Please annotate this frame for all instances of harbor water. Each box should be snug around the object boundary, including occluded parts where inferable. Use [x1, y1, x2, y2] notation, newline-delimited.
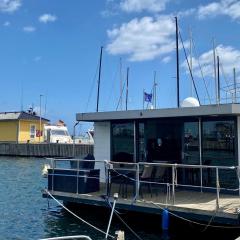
[0, 156, 239, 240]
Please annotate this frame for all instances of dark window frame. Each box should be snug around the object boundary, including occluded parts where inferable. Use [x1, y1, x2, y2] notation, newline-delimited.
[201, 116, 237, 166]
[111, 120, 135, 163]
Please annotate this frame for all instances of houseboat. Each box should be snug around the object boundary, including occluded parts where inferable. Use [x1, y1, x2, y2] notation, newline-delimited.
[43, 102, 240, 226]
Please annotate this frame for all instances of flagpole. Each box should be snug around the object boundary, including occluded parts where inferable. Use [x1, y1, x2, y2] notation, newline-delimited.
[143, 89, 145, 110]
[153, 71, 157, 109]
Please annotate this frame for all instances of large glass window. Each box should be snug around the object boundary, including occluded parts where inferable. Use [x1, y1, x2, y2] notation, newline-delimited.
[202, 119, 236, 166]
[143, 119, 182, 163]
[111, 122, 134, 162]
[183, 122, 199, 165]
[202, 118, 237, 189]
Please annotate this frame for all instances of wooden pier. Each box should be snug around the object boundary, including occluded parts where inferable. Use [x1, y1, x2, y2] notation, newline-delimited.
[43, 185, 240, 225]
[0, 142, 93, 158]
[43, 158, 240, 227]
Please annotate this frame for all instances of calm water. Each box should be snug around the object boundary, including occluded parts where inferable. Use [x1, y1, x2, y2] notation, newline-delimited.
[0, 156, 239, 240]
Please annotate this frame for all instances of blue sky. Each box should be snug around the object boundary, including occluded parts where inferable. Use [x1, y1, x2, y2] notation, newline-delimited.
[0, 0, 240, 133]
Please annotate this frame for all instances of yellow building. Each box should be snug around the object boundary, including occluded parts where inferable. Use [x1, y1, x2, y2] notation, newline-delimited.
[0, 111, 49, 143]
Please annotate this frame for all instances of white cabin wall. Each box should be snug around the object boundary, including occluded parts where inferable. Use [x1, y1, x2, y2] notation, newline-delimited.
[237, 117, 240, 166]
[94, 121, 111, 182]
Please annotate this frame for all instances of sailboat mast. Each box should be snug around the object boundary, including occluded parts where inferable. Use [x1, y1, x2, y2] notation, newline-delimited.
[96, 46, 103, 112]
[120, 58, 123, 110]
[126, 67, 129, 110]
[175, 17, 180, 108]
[213, 38, 217, 104]
[217, 56, 220, 104]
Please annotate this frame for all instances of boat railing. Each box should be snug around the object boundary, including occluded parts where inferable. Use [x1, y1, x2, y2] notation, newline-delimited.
[40, 235, 92, 240]
[47, 158, 109, 196]
[46, 158, 240, 210]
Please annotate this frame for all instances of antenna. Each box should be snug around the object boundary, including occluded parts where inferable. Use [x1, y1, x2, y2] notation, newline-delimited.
[233, 68, 237, 103]
[96, 46, 103, 112]
[44, 94, 47, 117]
[119, 58, 123, 110]
[126, 67, 129, 110]
[39, 94, 43, 142]
[20, 80, 23, 111]
[175, 17, 180, 108]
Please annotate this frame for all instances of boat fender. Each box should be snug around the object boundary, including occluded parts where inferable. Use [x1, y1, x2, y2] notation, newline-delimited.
[162, 208, 169, 231]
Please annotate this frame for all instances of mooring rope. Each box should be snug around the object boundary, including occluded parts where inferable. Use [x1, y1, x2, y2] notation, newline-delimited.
[148, 200, 240, 229]
[104, 197, 143, 240]
[44, 189, 115, 239]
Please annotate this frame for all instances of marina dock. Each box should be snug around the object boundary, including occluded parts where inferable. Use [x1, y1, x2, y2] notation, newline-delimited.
[44, 185, 240, 225]
[43, 158, 240, 226]
[0, 142, 93, 158]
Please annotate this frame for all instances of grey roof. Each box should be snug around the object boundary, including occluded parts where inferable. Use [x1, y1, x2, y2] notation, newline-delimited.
[0, 111, 49, 122]
[76, 104, 240, 122]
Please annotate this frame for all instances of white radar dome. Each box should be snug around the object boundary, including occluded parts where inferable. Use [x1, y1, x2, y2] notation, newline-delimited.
[181, 97, 200, 108]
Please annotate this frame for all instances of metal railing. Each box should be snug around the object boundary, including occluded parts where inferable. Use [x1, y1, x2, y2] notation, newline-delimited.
[40, 236, 92, 240]
[47, 158, 240, 210]
[47, 158, 109, 195]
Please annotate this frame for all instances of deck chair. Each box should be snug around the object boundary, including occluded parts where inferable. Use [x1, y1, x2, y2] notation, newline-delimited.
[140, 165, 154, 198]
[153, 165, 167, 195]
[109, 169, 135, 198]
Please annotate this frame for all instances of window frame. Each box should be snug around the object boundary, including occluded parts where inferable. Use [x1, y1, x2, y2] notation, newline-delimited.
[30, 124, 36, 139]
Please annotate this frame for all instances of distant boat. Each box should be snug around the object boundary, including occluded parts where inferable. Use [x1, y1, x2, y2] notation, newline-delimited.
[73, 129, 94, 145]
[44, 125, 73, 144]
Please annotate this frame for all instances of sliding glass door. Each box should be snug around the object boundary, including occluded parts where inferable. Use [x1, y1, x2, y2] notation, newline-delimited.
[182, 121, 200, 185]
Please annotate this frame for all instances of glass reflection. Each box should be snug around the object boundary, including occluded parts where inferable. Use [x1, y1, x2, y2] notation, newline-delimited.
[112, 122, 134, 162]
[202, 119, 237, 189]
[182, 122, 200, 185]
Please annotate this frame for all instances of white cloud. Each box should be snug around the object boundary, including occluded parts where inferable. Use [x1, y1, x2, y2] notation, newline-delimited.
[3, 21, 10, 26]
[182, 45, 240, 80]
[198, 0, 240, 20]
[39, 14, 57, 23]
[0, 0, 21, 13]
[23, 26, 36, 32]
[120, 0, 169, 13]
[106, 16, 176, 61]
[33, 56, 42, 62]
[162, 56, 172, 63]
[178, 8, 196, 18]
[101, 0, 119, 17]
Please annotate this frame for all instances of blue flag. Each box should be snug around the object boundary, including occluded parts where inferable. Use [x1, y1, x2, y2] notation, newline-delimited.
[144, 92, 152, 102]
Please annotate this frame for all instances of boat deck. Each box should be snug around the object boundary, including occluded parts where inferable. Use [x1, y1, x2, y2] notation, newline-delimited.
[43, 184, 240, 225]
